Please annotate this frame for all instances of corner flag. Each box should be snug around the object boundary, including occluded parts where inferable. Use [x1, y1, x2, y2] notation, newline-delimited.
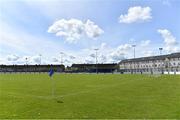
[49, 69, 54, 77]
[49, 69, 55, 98]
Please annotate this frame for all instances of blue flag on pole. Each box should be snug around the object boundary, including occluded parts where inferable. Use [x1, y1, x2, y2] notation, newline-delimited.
[49, 69, 54, 77]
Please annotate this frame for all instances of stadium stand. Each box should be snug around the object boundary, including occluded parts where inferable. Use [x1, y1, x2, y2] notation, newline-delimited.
[70, 63, 118, 73]
[0, 65, 65, 73]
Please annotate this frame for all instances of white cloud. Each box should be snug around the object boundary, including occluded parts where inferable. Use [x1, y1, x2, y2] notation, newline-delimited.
[157, 29, 179, 53]
[140, 40, 151, 47]
[7, 55, 19, 62]
[81, 43, 133, 63]
[110, 52, 125, 62]
[3, 54, 31, 65]
[157, 29, 177, 45]
[48, 19, 104, 43]
[89, 54, 96, 58]
[117, 44, 132, 51]
[52, 57, 59, 63]
[4, 55, 57, 65]
[0, 59, 4, 65]
[99, 54, 107, 63]
[119, 6, 152, 23]
[0, 18, 71, 65]
[4, 55, 28, 65]
[109, 44, 132, 62]
[30, 56, 41, 64]
[1, 43, 136, 65]
[85, 59, 94, 64]
[142, 51, 154, 57]
[69, 55, 76, 59]
[84, 20, 104, 38]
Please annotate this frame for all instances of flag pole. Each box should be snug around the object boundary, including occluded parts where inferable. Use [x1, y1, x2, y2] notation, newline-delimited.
[51, 76, 55, 98]
[49, 68, 55, 99]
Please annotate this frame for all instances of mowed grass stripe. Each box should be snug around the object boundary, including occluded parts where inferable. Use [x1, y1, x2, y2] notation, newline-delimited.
[3, 82, 120, 100]
[0, 74, 180, 119]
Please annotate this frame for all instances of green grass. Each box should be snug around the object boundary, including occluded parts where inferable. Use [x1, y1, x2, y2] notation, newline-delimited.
[0, 73, 180, 119]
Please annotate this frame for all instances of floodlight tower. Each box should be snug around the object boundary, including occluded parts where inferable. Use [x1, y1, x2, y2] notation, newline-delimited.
[94, 48, 99, 74]
[159, 48, 163, 74]
[132, 45, 136, 58]
[25, 57, 28, 65]
[132, 45, 136, 74]
[60, 52, 64, 65]
[25, 57, 28, 73]
[159, 48, 163, 55]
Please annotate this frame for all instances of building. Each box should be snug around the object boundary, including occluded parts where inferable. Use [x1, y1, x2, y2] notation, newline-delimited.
[118, 52, 180, 74]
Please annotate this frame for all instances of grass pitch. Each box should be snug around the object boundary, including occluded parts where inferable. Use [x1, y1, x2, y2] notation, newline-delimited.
[0, 73, 180, 119]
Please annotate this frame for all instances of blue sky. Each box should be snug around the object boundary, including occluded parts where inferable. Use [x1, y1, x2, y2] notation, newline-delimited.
[0, 0, 180, 65]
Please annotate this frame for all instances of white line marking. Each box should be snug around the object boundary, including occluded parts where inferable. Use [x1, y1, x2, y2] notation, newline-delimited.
[3, 84, 120, 100]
